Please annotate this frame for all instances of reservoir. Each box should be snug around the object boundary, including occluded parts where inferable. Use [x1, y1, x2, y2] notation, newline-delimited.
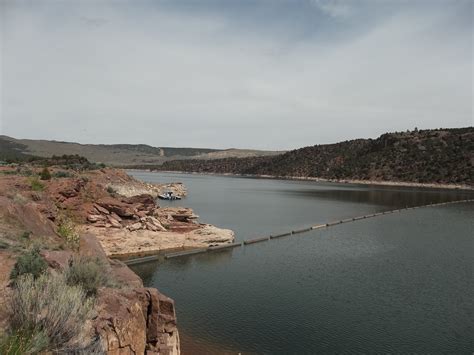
[129, 171, 473, 354]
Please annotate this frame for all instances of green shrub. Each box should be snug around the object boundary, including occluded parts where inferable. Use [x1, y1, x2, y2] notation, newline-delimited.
[10, 247, 47, 281]
[52, 170, 72, 178]
[0, 329, 49, 355]
[57, 217, 80, 250]
[21, 231, 30, 240]
[8, 273, 97, 353]
[106, 185, 116, 194]
[39, 167, 51, 181]
[65, 256, 109, 297]
[20, 169, 34, 177]
[29, 177, 44, 192]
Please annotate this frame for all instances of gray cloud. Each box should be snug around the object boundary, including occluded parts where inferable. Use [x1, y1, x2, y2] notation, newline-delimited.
[1, 0, 472, 149]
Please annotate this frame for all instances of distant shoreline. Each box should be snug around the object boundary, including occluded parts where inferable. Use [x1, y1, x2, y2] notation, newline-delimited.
[130, 169, 474, 191]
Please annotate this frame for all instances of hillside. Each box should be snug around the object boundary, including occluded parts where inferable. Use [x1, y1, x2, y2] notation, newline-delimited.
[0, 136, 281, 166]
[158, 128, 474, 186]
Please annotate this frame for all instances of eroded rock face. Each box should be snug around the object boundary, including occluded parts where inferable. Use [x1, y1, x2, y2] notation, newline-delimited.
[83, 193, 236, 256]
[108, 182, 187, 200]
[94, 288, 180, 355]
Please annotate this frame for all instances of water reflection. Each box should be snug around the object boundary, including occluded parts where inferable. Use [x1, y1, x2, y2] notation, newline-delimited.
[127, 172, 473, 354]
[278, 186, 472, 207]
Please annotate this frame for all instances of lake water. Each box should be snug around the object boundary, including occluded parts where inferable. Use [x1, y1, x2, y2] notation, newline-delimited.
[129, 171, 473, 354]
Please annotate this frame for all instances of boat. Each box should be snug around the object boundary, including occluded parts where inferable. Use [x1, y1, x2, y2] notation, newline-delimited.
[158, 191, 182, 200]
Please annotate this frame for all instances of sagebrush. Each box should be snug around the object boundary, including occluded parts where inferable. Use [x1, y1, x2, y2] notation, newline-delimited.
[65, 256, 111, 297]
[9, 246, 47, 281]
[8, 273, 100, 353]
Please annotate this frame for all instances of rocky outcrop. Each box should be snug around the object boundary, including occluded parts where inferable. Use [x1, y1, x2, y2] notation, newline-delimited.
[108, 182, 187, 199]
[39, 232, 180, 355]
[0, 167, 184, 354]
[83, 193, 235, 257]
[155, 207, 198, 223]
[55, 178, 86, 200]
[84, 223, 235, 257]
[86, 194, 168, 232]
[94, 287, 180, 355]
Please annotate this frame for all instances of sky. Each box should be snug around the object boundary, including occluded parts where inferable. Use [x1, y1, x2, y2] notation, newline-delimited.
[0, 0, 472, 150]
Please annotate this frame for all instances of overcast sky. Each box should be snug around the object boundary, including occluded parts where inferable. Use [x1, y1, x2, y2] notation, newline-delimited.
[0, 0, 472, 150]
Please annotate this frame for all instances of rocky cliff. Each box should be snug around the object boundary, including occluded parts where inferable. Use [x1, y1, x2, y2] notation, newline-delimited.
[0, 165, 233, 354]
[39, 234, 181, 354]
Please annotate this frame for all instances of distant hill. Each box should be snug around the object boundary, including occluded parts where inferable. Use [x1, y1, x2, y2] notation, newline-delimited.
[0, 136, 282, 166]
[157, 128, 474, 186]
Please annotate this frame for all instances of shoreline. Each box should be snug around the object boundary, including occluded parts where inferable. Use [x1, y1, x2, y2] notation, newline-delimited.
[135, 169, 474, 192]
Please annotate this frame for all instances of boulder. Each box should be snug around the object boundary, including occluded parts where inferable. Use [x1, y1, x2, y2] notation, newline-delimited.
[40, 250, 73, 270]
[79, 233, 108, 260]
[88, 214, 106, 223]
[156, 207, 198, 222]
[94, 203, 110, 215]
[136, 211, 148, 218]
[128, 222, 143, 232]
[107, 215, 122, 229]
[111, 212, 122, 222]
[124, 194, 156, 211]
[145, 222, 159, 231]
[56, 179, 85, 199]
[148, 217, 167, 232]
[97, 197, 135, 218]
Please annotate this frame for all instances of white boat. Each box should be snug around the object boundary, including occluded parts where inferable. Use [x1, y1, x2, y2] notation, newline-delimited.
[158, 191, 182, 200]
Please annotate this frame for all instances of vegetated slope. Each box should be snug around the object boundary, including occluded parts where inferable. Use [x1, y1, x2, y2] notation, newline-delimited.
[0, 138, 36, 162]
[159, 128, 474, 186]
[0, 135, 281, 166]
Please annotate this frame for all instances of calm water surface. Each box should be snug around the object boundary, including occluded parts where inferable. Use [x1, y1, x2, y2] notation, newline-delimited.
[129, 171, 473, 354]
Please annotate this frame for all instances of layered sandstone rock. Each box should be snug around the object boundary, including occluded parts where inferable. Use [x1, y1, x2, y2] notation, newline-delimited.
[94, 288, 180, 355]
[107, 181, 186, 199]
[83, 192, 234, 257]
[83, 223, 234, 257]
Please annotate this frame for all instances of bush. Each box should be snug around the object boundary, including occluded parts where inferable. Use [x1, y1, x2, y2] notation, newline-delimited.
[21, 231, 30, 240]
[39, 167, 51, 180]
[57, 217, 80, 250]
[52, 170, 72, 178]
[8, 273, 97, 353]
[0, 329, 49, 355]
[10, 247, 47, 281]
[106, 185, 116, 194]
[29, 177, 44, 192]
[65, 256, 109, 297]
